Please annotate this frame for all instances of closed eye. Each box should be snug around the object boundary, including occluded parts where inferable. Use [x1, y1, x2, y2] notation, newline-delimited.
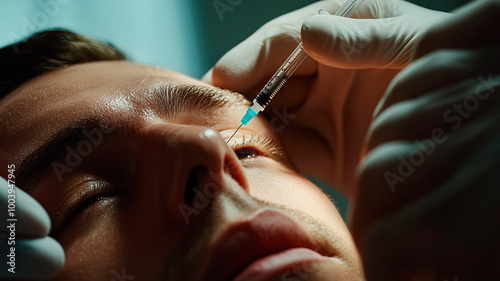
[52, 180, 125, 237]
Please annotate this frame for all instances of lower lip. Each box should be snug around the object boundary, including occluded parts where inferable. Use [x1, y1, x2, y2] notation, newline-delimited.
[233, 248, 327, 281]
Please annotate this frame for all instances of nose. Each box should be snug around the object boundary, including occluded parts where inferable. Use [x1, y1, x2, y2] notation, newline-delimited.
[138, 123, 249, 223]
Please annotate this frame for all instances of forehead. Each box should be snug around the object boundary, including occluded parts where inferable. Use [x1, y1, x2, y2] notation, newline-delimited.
[0, 61, 248, 168]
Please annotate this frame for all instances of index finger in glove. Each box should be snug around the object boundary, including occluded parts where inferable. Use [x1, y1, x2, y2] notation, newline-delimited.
[301, 0, 450, 69]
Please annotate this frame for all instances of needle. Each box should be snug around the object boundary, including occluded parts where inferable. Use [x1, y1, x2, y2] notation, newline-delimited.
[226, 123, 243, 143]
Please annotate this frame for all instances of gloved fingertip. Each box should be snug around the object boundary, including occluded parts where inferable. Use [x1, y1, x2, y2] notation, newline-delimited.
[17, 186, 51, 237]
[37, 237, 66, 274]
[21, 237, 65, 280]
[301, 15, 332, 58]
[201, 68, 213, 84]
[0, 237, 65, 280]
[0, 177, 51, 237]
[209, 39, 268, 92]
[301, 15, 355, 68]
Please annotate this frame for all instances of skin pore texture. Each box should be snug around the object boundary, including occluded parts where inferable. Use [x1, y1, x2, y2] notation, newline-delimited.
[0, 61, 364, 280]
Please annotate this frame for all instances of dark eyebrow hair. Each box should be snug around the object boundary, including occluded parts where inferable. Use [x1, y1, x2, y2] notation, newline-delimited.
[16, 117, 117, 194]
[150, 83, 251, 118]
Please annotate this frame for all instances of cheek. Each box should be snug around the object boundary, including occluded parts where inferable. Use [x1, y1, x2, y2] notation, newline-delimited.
[57, 214, 166, 280]
[244, 163, 344, 230]
[57, 222, 124, 279]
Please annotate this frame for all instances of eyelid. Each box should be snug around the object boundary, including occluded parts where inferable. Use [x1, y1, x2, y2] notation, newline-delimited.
[229, 133, 286, 161]
[52, 179, 121, 237]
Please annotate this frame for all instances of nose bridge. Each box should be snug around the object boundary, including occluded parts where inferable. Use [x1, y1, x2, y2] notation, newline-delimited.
[142, 122, 249, 223]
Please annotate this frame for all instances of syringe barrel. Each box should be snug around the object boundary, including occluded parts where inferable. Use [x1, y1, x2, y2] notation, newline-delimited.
[255, 43, 308, 109]
[255, 75, 287, 108]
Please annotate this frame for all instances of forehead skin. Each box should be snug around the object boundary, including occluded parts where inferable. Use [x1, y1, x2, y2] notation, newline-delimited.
[0, 61, 253, 168]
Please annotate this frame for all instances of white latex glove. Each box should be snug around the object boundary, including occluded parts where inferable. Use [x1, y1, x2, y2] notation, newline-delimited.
[204, 0, 449, 197]
[351, 1, 500, 279]
[0, 176, 65, 280]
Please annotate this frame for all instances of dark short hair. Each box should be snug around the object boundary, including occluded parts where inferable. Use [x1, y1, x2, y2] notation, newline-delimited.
[0, 28, 127, 99]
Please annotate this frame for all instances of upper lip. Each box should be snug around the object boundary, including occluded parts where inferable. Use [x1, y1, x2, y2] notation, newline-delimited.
[203, 208, 325, 281]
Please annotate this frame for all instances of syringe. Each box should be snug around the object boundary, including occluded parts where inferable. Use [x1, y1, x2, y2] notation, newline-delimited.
[226, 0, 364, 143]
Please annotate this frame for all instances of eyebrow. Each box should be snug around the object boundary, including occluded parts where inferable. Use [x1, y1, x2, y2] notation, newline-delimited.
[16, 83, 251, 194]
[16, 117, 117, 194]
[150, 83, 251, 119]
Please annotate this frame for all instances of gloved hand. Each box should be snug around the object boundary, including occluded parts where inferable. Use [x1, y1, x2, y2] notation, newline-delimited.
[0, 176, 64, 280]
[204, 0, 449, 197]
[351, 1, 500, 279]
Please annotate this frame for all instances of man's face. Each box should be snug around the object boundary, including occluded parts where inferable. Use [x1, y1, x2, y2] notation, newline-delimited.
[0, 61, 363, 280]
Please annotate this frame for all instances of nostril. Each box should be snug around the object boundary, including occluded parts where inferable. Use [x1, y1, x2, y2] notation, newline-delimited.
[185, 165, 206, 206]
